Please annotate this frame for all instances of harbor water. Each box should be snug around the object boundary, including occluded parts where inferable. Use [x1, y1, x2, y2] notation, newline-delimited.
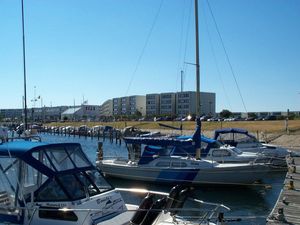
[40, 133, 286, 224]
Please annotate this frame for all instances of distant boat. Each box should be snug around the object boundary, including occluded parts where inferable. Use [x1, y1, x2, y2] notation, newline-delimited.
[213, 128, 290, 167]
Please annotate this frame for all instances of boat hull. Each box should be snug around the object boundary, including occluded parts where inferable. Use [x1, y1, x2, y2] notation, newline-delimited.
[98, 161, 269, 186]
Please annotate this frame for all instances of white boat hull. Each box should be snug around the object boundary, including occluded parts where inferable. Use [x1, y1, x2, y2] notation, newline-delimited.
[98, 160, 269, 185]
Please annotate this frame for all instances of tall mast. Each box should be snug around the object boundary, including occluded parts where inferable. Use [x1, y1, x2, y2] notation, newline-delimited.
[21, 0, 28, 130]
[194, 0, 202, 160]
[195, 0, 200, 118]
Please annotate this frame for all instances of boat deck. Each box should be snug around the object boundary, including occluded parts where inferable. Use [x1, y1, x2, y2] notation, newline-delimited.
[267, 153, 300, 225]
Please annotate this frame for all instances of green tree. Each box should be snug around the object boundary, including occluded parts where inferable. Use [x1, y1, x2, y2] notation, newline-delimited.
[220, 109, 233, 118]
[247, 112, 257, 119]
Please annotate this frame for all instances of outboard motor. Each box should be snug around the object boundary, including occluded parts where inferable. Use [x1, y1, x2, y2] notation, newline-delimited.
[140, 197, 167, 225]
[130, 193, 154, 225]
[164, 185, 184, 211]
[170, 187, 190, 215]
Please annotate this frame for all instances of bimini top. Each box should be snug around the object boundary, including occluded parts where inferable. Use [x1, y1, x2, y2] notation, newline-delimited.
[213, 128, 255, 140]
[0, 141, 48, 157]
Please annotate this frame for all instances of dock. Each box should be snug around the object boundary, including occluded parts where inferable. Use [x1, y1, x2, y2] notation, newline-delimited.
[267, 153, 300, 225]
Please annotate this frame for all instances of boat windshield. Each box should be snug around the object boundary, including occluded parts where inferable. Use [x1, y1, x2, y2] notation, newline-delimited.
[33, 144, 92, 171]
[0, 156, 20, 209]
[217, 132, 259, 146]
[35, 170, 113, 202]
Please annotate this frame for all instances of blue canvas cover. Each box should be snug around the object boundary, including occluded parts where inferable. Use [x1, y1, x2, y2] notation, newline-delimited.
[213, 128, 256, 140]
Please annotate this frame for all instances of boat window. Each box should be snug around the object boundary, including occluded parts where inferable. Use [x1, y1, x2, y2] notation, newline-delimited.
[209, 141, 223, 149]
[45, 147, 75, 171]
[212, 150, 231, 157]
[77, 171, 99, 196]
[24, 163, 38, 187]
[38, 145, 91, 172]
[57, 174, 86, 200]
[39, 207, 78, 221]
[201, 141, 208, 150]
[171, 161, 187, 167]
[232, 148, 243, 154]
[89, 170, 113, 192]
[65, 145, 91, 168]
[0, 157, 19, 207]
[155, 161, 170, 167]
[35, 178, 69, 202]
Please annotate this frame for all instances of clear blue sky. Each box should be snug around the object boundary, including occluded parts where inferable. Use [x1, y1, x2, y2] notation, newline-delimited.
[0, 0, 299, 112]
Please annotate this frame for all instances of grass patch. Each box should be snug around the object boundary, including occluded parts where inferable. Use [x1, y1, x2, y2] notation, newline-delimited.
[46, 120, 300, 134]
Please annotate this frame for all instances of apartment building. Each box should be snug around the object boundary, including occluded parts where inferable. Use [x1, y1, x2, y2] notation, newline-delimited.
[146, 94, 160, 116]
[160, 92, 176, 116]
[100, 99, 113, 117]
[112, 95, 146, 116]
[112, 98, 121, 115]
[176, 91, 196, 116]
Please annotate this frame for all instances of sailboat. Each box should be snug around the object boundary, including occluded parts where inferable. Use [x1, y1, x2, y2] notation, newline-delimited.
[97, 1, 271, 186]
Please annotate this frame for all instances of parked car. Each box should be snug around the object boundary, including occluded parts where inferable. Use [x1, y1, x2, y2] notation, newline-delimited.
[263, 115, 277, 121]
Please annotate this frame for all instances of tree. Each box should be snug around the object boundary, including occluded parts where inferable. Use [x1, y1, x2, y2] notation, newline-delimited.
[135, 110, 142, 117]
[247, 112, 257, 119]
[220, 109, 232, 118]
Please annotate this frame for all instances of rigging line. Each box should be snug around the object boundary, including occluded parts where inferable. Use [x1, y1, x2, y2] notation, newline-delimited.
[201, 2, 233, 111]
[175, 0, 189, 92]
[124, 0, 164, 96]
[182, 0, 193, 77]
[205, 0, 248, 113]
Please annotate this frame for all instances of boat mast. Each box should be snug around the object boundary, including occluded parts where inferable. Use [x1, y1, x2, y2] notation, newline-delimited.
[194, 0, 201, 160]
[21, 0, 28, 130]
[195, 0, 200, 118]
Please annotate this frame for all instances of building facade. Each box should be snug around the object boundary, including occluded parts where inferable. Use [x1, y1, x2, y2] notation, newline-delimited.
[160, 92, 176, 116]
[61, 105, 100, 121]
[176, 91, 196, 116]
[112, 95, 146, 116]
[112, 98, 121, 116]
[100, 99, 113, 117]
[146, 94, 160, 116]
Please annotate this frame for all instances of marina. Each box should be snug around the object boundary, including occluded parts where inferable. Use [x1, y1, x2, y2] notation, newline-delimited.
[0, 0, 300, 224]
[39, 131, 289, 224]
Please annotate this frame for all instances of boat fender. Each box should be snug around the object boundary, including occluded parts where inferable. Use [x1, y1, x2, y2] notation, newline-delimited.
[130, 193, 154, 225]
[164, 185, 184, 211]
[170, 187, 190, 215]
[140, 197, 167, 225]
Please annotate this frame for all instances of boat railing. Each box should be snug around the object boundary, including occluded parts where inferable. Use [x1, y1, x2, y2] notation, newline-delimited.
[251, 155, 287, 169]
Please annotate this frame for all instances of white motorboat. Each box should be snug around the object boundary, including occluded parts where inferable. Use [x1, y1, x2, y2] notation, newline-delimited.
[213, 128, 291, 160]
[0, 137, 230, 225]
[172, 135, 287, 169]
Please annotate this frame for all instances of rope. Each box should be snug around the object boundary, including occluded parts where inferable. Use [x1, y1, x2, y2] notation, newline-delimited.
[125, 0, 164, 96]
[205, 0, 248, 113]
[201, 3, 233, 111]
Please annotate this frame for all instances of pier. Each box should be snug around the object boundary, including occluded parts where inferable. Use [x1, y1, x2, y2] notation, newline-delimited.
[267, 152, 300, 225]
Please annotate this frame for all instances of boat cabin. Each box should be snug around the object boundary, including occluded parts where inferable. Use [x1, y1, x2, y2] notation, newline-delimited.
[0, 141, 124, 225]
